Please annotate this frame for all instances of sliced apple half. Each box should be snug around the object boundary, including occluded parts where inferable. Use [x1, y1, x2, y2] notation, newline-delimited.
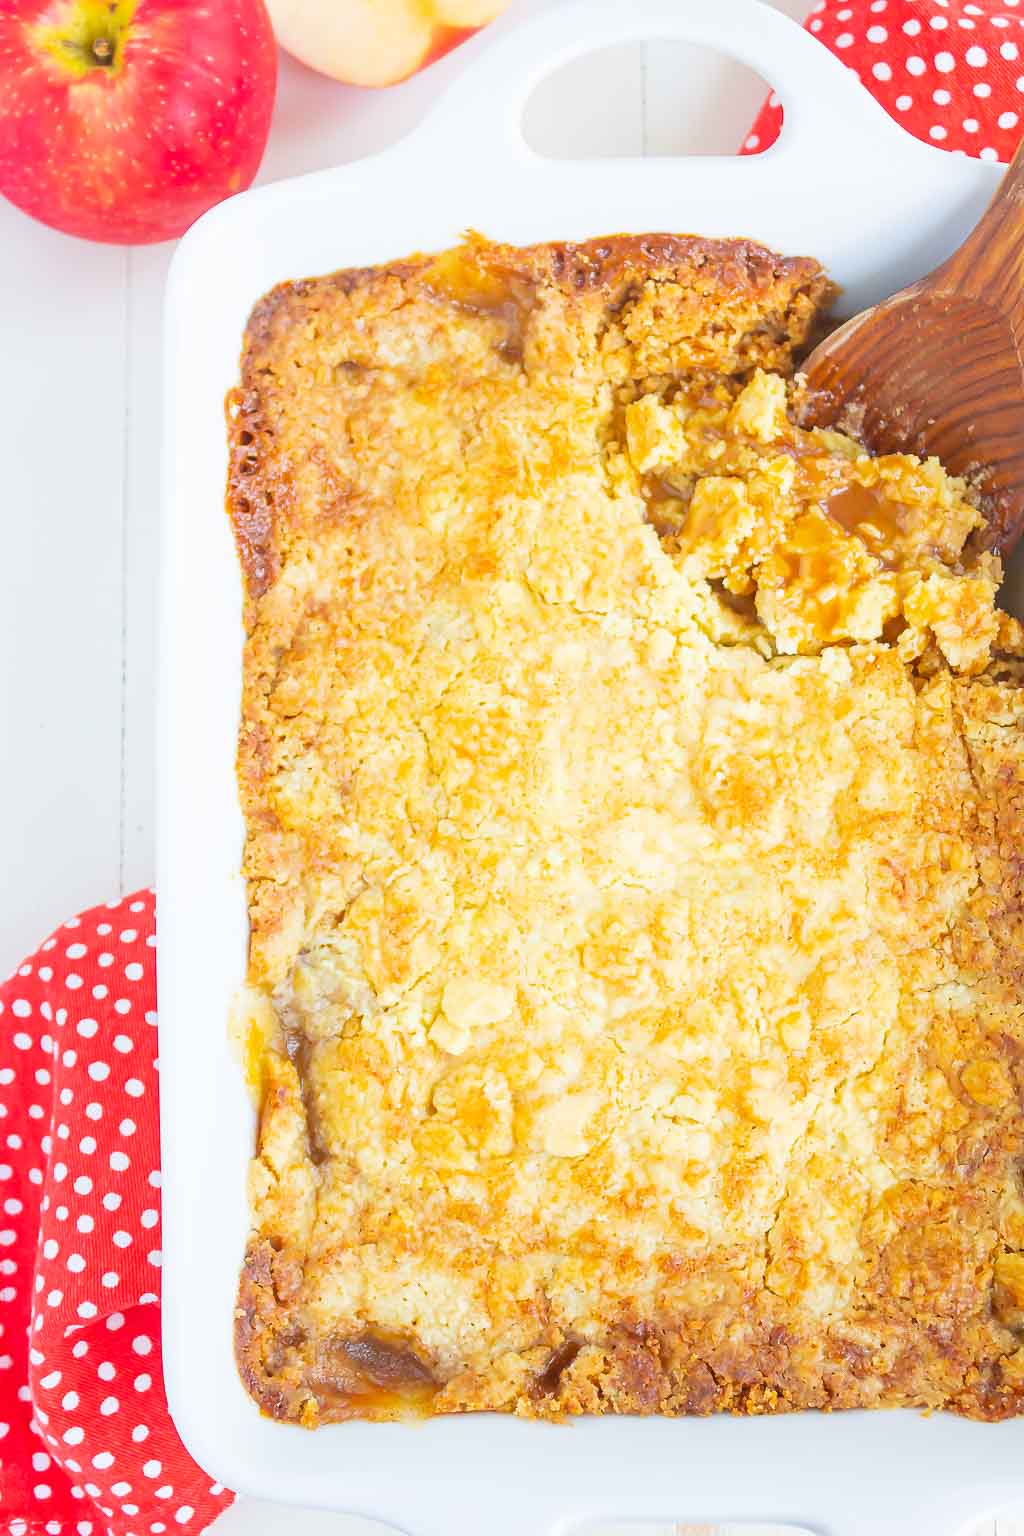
[268, 0, 436, 88]
[432, 0, 508, 23]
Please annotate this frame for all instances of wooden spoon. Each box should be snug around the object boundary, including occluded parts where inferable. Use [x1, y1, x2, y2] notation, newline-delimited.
[800, 138, 1024, 553]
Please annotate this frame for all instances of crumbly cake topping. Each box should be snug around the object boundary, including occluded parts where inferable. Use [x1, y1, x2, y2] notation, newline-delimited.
[229, 234, 1024, 1426]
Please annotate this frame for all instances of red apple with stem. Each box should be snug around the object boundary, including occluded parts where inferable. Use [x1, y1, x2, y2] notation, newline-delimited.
[0, 0, 277, 244]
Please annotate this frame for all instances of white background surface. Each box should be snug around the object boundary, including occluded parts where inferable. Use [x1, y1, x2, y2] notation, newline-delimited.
[1, 0, 1021, 1530]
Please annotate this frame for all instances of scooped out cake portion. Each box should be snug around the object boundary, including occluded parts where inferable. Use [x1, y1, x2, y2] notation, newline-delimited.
[625, 366, 1002, 671]
[227, 233, 1024, 1427]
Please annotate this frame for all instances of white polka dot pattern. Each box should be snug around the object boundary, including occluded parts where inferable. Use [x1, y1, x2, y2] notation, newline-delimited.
[743, 0, 1024, 162]
[0, 893, 232, 1533]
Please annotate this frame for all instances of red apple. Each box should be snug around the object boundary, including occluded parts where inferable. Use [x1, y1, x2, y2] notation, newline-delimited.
[267, 0, 509, 88]
[0, 0, 277, 244]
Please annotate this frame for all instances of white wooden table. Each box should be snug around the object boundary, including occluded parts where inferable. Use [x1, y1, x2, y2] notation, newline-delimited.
[1, 0, 1020, 1530]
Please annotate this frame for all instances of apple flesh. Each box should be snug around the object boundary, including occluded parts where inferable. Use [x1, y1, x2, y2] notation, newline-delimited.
[267, 0, 510, 88]
[0, 0, 277, 244]
[432, 0, 507, 22]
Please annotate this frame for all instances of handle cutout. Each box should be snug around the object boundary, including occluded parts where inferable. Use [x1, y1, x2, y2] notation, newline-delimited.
[523, 44, 646, 158]
[521, 42, 775, 160]
[645, 43, 776, 157]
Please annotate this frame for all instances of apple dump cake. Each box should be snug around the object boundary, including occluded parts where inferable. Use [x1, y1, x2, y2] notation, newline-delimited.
[228, 233, 1024, 1425]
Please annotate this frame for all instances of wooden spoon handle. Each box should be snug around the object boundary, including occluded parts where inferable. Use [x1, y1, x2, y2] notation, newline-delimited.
[931, 135, 1024, 324]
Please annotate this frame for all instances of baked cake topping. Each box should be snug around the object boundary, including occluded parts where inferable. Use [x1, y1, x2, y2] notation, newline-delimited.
[228, 234, 1024, 1426]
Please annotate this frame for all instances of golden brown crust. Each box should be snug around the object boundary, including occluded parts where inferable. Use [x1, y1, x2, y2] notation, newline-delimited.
[227, 232, 831, 606]
[228, 232, 1024, 1427]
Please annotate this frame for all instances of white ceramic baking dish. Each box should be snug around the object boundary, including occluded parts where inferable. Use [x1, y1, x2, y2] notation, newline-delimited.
[158, 3, 1024, 1531]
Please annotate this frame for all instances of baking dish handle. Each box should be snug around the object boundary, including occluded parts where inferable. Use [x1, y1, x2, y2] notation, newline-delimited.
[399, 1492, 1024, 1536]
[380, 1411, 1024, 1536]
[419, 0, 912, 173]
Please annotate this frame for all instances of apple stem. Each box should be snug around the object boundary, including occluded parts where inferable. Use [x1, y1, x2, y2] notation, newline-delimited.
[91, 37, 114, 65]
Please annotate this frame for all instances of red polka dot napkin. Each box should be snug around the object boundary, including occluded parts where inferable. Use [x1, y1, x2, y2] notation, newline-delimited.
[0, 893, 232, 1536]
[744, 0, 1024, 158]
[3, 7, 1024, 1534]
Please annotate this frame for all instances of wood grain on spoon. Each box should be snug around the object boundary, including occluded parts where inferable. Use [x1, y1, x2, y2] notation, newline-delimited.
[801, 137, 1024, 553]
